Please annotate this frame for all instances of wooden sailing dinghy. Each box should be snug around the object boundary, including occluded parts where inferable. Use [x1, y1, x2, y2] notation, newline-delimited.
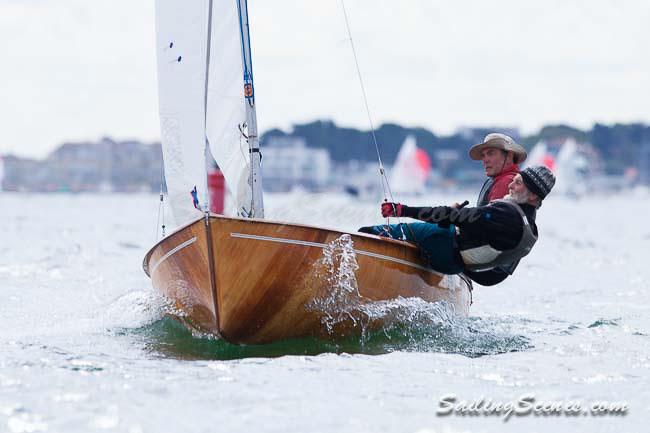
[144, 0, 471, 345]
[144, 215, 471, 344]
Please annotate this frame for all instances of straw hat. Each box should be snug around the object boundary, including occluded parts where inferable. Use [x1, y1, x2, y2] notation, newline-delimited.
[469, 133, 527, 164]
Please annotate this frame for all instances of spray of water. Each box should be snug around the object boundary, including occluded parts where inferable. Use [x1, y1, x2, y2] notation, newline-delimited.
[306, 235, 459, 343]
[302, 235, 531, 355]
[306, 234, 366, 333]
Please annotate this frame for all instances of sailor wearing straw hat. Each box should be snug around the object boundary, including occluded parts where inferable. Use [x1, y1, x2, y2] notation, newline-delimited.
[470, 133, 528, 207]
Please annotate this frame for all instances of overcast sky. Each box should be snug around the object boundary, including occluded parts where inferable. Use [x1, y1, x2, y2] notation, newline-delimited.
[2, 0, 649, 158]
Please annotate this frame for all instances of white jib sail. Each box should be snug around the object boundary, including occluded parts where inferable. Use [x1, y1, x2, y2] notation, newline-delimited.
[205, 0, 260, 218]
[155, 0, 209, 227]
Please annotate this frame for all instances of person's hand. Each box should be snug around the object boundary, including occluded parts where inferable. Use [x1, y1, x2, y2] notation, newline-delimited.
[381, 202, 403, 218]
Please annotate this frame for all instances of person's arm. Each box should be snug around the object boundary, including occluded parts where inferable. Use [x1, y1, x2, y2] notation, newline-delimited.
[400, 205, 484, 227]
[382, 202, 511, 235]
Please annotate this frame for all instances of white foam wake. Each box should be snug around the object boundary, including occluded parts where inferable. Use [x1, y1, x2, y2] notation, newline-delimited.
[307, 234, 460, 340]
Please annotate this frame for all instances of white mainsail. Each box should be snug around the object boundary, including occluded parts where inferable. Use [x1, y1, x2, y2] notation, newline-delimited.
[155, 0, 210, 227]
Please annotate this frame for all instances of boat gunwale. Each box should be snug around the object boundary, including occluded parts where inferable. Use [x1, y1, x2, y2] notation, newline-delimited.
[143, 213, 422, 276]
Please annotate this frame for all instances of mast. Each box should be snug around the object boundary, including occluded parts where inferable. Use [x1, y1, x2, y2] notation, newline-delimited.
[203, 0, 214, 213]
[237, 0, 264, 218]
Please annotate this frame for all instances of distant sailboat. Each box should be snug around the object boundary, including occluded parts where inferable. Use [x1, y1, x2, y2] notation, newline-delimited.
[525, 138, 589, 196]
[143, 0, 471, 344]
[389, 135, 432, 195]
[524, 140, 555, 171]
[553, 138, 589, 196]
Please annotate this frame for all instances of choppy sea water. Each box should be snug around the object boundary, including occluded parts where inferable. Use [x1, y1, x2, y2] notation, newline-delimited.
[1, 191, 649, 433]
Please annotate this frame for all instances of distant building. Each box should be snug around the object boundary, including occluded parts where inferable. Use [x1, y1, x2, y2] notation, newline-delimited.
[1, 138, 162, 192]
[1, 155, 48, 191]
[107, 139, 163, 192]
[262, 137, 331, 192]
[46, 140, 107, 191]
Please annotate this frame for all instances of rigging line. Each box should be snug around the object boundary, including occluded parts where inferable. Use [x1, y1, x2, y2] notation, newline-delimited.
[234, 122, 254, 217]
[339, 0, 395, 202]
[155, 195, 162, 241]
[156, 184, 165, 241]
[156, 146, 166, 240]
[340, 0, 405, 237]
[155, 183, 166, 240]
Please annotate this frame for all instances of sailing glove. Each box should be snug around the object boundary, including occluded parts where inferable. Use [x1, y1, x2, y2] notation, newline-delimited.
[381, 202, 404, 218]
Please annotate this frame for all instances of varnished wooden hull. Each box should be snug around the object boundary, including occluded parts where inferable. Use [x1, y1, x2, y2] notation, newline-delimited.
[144, 215, 471, 344]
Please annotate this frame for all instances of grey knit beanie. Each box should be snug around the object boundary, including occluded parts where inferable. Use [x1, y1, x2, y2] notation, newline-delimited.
[520, 166, 556, 199]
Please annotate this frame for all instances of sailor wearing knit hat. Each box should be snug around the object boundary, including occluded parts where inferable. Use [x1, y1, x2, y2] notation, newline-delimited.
[519, 166, 556, 200]
[507, 165, 556, 209]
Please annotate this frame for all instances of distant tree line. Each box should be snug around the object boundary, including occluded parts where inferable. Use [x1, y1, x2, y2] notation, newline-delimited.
[261, 120, 650, 174]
